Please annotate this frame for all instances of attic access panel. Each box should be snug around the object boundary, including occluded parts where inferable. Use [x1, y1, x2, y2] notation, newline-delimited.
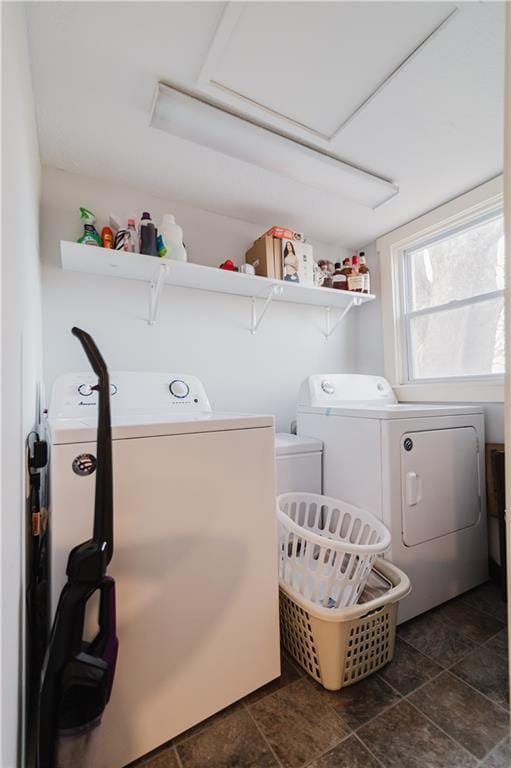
[208, 2, 456, 139]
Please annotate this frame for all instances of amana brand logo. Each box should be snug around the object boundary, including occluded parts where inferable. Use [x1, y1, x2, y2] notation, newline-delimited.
[72, 454, 97, 476]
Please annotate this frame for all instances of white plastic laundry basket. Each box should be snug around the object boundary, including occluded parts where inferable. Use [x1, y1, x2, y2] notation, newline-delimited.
[280, 558, 411, 690]
[277, 492, 391, 609]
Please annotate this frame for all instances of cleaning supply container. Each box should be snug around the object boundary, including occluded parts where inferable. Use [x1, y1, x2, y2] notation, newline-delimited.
[160, 214, 187, 261]
[277, 492, 391, 609]
[279, 557, 410, 690]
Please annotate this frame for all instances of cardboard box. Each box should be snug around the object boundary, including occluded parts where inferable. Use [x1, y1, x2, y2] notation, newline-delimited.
[264, 226, 304, 242]
[245, 236, 282, 279]
[279, 239, 314, 287]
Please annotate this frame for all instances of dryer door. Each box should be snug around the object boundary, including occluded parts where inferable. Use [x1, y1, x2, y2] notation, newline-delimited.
[401, 427, 480, 546]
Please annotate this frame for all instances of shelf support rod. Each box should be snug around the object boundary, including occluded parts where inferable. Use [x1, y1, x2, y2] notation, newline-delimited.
[324, 297, 362, 339]
[148, 262, 170, 325]
[250, 284, 283, 334]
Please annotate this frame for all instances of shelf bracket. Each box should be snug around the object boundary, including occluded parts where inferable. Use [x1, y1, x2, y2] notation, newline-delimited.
[250, 284, 283, 334]
[148, 262, 170, 325]
[324, 297, 362, 339]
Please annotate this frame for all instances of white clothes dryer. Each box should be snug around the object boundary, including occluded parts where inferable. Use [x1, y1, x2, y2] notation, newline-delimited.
[297, 374, 488, 623]
[47, 372, 279, 768]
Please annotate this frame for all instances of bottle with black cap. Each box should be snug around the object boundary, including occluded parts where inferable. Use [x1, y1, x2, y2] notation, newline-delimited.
[139, 211, 158, 257]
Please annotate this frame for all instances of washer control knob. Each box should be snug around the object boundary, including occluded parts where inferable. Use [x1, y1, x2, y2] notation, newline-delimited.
[321, 380, 335, 395]
[169, 379, 189, 399]
[78, 383, 93, 397]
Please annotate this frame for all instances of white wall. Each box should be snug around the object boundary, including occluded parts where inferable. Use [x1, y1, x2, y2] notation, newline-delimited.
[41, 167, 357, 430]
[1, 4, 43, 766]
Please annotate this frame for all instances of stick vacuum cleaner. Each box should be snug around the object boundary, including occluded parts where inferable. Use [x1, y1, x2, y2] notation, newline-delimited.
[37, 328, 118, 768]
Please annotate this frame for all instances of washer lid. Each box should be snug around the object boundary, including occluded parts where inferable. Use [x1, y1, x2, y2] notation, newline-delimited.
[48, 411, 274, 445]
[275, 433, 322, 456]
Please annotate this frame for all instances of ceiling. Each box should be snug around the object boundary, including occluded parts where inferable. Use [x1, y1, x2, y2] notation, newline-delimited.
[26, 1, 505, 248]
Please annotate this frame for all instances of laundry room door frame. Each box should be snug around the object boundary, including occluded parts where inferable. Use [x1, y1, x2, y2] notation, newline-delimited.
[504, 2, 511, 728]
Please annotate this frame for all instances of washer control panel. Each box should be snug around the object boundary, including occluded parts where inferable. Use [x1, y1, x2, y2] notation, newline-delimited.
[169, 379, 190, 399]
[77, 383, 118, 397]
[49, 372, 211, 419]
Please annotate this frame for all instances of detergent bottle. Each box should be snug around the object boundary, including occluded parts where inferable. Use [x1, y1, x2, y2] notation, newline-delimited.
[160, 215, 187, 261]
[139, 212, 158, 256]
[77, 207, 101, 246]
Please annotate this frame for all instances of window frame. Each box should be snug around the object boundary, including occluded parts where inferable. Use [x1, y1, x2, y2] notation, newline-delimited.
[377, 176, 504, 402]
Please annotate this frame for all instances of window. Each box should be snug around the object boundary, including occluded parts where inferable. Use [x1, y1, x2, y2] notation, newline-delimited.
[403, 210, 505, 382]
[377, 176, 505, 402]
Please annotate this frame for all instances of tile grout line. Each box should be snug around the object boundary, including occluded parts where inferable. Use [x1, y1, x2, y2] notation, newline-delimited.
[375, 668, 444, 702]
[299, 731, 352, 768]
[479, 730, 510, 766]
[354, 667, 501, 763]
[302, 667, 407, 738]
[457, 593, 509, 624]
[353, 676, 483, 766]
[258, 653, 508, 767]
[352, 731, 388, 768]
[398, 588, 507, 657]
[447, 665, 510, 715]
[406, 698, 489, 763]
[397, 627, 483, 670]
[480, 623, 508, 641]
[435, 595, 507, 632]
[438, 624, 510, 715]
[243, 677, 352, 768]
[319, 696, 355, 733]
[293, 669, 447, 758]
[244, 676, 307, 709]
[241, 699, 287, 768]
[241, 660, 492, 768]
[379, 666, 509, 760]
[165, 599, 508, 768]
[349, 672, 444, 740]
[479, 629, 509, 659]
[172, 744, 185, 768]
[171, 642, 506, 768]
[171, 718, 227, 750]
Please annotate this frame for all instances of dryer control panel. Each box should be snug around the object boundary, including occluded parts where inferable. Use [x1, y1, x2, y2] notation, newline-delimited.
[48, 372, 212, 419]
[298, 374, 396, 408]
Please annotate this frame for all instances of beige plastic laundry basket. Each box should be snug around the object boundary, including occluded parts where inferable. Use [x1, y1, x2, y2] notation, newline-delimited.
[279, 558, 410, 691]
[277, 492, 391, 609]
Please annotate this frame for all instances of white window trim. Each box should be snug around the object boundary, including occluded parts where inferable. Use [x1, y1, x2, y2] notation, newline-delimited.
[377, 175, 504, 403]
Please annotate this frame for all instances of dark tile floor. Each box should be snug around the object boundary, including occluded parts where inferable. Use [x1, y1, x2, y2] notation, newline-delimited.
[130, 582, 510, 768]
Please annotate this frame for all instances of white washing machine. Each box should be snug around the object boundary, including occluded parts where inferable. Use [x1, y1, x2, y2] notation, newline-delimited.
[47, 372, 280, 768]
[297, 374, 488, 623]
